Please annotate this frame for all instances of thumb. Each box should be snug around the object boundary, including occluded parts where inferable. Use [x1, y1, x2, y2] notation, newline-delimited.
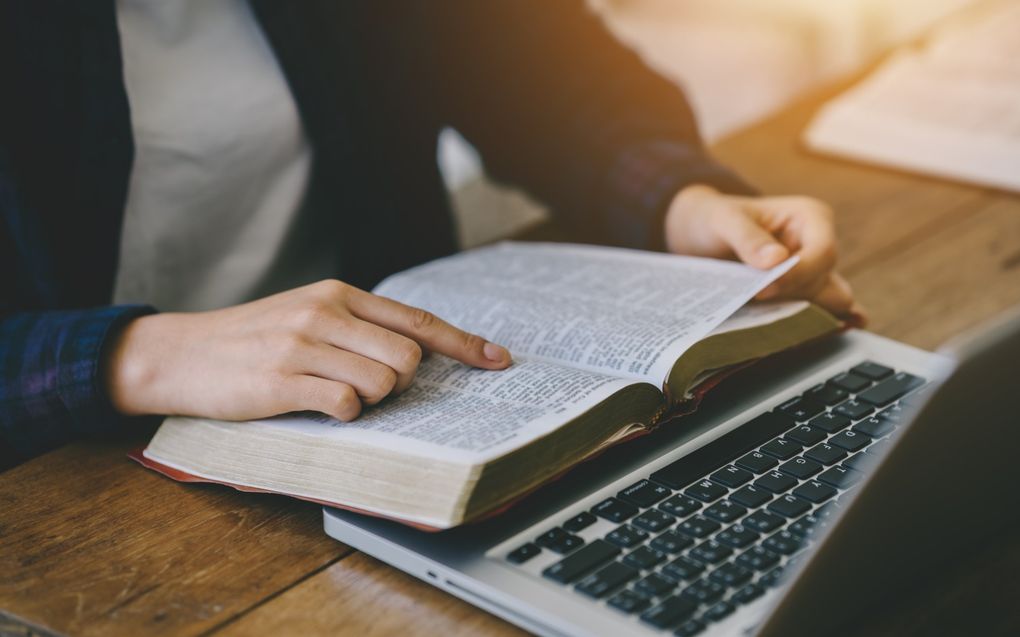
[714, 208, 790, 269]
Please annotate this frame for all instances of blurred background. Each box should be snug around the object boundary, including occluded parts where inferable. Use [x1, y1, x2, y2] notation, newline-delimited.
[442, 0, 976, 248]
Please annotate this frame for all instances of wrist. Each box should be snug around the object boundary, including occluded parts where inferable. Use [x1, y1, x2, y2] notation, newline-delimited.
[664, 183, 719, 253]
[104, 313, 179, 416]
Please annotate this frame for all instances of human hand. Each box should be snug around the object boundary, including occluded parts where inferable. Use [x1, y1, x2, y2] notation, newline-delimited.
[664, 184, 866, 323]
[104, 280, 512, 422]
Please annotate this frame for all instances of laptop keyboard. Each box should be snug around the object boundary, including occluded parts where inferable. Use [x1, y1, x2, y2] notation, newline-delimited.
[504, 361, 926, 635]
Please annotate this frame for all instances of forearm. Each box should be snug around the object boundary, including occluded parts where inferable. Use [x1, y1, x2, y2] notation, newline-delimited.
[0, 304, 156, 467]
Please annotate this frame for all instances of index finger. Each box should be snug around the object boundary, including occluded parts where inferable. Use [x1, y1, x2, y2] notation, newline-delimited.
[760, 206, 837, 298]
[346, 289, 512, 370]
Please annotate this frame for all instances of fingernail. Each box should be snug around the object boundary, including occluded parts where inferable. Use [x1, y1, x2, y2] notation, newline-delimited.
[758, 244, 788, 265]
[483, 342, 510, 364]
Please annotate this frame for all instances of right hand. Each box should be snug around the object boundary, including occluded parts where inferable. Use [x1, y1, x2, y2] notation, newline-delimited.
[104, 280, 512, 422]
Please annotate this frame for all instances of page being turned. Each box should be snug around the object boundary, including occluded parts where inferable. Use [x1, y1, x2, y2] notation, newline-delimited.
[373, 242, 795, 385]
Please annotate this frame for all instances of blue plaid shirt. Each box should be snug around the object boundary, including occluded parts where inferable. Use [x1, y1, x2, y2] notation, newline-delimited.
[0, 1, 754, 471]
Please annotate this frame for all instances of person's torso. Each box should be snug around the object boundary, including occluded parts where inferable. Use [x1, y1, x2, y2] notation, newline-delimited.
[1, 1, 458, 312]
[114, 0, 340, 311]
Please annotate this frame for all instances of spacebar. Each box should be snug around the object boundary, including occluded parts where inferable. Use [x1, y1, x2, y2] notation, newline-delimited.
[650, 412, 794, 489]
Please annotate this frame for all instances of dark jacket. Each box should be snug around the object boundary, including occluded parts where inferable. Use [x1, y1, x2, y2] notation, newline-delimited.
[0, 1, 753, 468]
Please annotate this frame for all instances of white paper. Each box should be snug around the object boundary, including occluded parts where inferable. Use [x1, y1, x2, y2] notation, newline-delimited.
[709, 300, 810, 335]
[805, 1, 1020, 192]
[260, 355, 636, 464]
[373, 242, 795, 385]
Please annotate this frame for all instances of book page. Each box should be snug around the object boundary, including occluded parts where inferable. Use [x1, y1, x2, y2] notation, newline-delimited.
[373, 242, 795, 385]
[709, 300, 810, 335]
[804, 0, 1020, 192]
[255, 355, 639, 464]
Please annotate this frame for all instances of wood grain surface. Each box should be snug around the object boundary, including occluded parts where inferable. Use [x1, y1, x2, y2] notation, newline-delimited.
[0, 442, 346, 637]
[3, 80, 1019, 636]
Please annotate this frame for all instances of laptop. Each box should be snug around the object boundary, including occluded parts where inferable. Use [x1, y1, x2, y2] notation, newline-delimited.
[323, 308, 1020, 636]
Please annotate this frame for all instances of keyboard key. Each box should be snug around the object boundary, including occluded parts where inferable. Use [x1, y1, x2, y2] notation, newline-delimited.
[634, 572, 677, 596]
[768, 494, 812, 518]
[710, 465, 753, 488]
[778, 456, 823, 479]
[755, 470, 797, 493]
[777, 396, 825, 421]
[684, 479, 728, 503]
[624, 545, 667, 570]
[830, 430, 870, 452]
[507, 543, 541, 564]
[703, 500, 747, 524]
[605, 525, 649, 548]
[760, 438, 802, 460]
[716, 524, 759, 549]
[690, 540, 732, 565]
[562, 511, 596, 532]
[632, 509, 676, 533]
[760, 567, 786, 588]
[763, 530, 803, 555]
[618, 479, 672, 508]
[815, 502, 839, 519]
[536, 528, 584, 554]
[878, 404, 909, 425]
[549, 535, 584, 554]
[866, 438, 893, 456]
[607, 588, 651, 614]
[660, 556, 705, 582]
[676, 515, 721, 538]
[674, 618, 707, 637]
[543, 540, 620, 583]
[834, 399, 874, 420]
[851, 361, 894, 381]
[857, 372, 924, 407]
[592, 497, 638, 523]
[853, 416, 895, 438]
[792, 480, 837, 504]
[818, 465, 863, 489]
[659, 494, 702, 517]
[704, 600, 736, 622]
[709, 562, 752, 587]
[730, 484, 772, 508]
[809, 412, 851, 433]
[640, 595, 697, 629]
[829, 371, 871, 393]
[805, 383, 848, 406]
[650, 412, 795, 489]
[843, 451, 878, 472]
[743, 509, 785, 533]
[733, 582, 765, 604]
[680, 578, 726, 604]
[735, 450, 778, 474]
[576, 561, 639, 598]
[651, 530, 694, 554]
[788, 515, 820, 539]
[786, 425, 826, 446]
[804, 443, 847, 465]
[736, 545, 780, 571]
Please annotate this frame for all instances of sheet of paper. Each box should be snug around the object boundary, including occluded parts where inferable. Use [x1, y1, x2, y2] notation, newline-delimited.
[709, 300, 810, 335]
[373, 242, 795, 385]
[804, 0, 1020, 192]
[259, 354, 637, 464]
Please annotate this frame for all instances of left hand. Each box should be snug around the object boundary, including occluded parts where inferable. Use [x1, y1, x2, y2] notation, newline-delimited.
[664, 184, 866, 323]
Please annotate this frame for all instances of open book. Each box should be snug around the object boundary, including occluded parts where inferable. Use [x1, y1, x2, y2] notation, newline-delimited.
[135, 243, 840, 529]
[804, 0, 1020, 192]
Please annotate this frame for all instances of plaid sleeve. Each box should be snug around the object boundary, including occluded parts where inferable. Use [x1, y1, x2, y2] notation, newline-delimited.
[600, 140, 760, 251]
[0, 304, 157, 467]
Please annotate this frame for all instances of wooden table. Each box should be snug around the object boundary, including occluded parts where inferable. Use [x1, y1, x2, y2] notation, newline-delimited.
[4, 83, 1020, 637]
